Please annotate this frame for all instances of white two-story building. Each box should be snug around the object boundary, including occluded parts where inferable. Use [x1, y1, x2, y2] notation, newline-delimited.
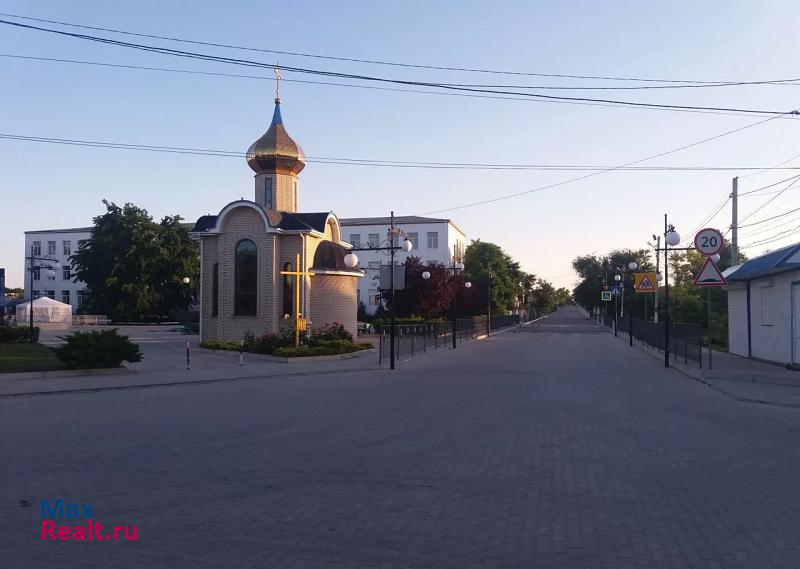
[339, 216, 468, 314]
[23, 228, 91, 313]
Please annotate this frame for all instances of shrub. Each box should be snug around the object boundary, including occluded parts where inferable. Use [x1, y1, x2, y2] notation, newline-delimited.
[53, 329, 142, 369]
[273, 340, 371, 357]
[199, 339, 241, 351]
[311, 322, 353, 342]
[0, 326, 40, 343]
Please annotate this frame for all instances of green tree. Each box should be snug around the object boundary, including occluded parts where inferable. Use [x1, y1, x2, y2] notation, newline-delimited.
[464, 240, 519, 314]
[386, 257, 455, 318]
[71, 201, 198, 321]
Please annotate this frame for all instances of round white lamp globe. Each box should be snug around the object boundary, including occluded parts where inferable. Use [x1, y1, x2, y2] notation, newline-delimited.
[614, 275, 621, 282]
[464, 281, 472, 288]
[656, 272, 664, 282]
[421, 271, 431, 280]
[665, 230, 681, 247]
[343, 252, 359, 268]
[711, 253, 720, 263]
[46, 268, 56, 279]
[628, 261, 639, 271]
[403, 240, 413, 252]
[182, 277, 191, 284]
[455, 261, 465, 271]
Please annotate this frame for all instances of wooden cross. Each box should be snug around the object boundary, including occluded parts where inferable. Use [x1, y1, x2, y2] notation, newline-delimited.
[280, 253, 314, 347]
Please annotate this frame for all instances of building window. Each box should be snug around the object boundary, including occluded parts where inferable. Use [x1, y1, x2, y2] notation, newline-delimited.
[368, 233, 379, 247]
[32, 268, 40, 281]
[407, 232, 419, 249]
[32, 241, 41, 255]
[48, 241, 56, 256]
[427, 231, 439, 249]
[760, 285, 774, 326]
[45, 290, 55, 300]
[349, 233, 361, 247]
[33, 290, 41, 299]
[62, 265, 71, 281]
[62, 290, 71, 305]
[265, 177, 274, 209]
[63, 240, 71, 256]
[234, 239, 258, 316]
[211, 263, 219, 317]
[282, 262, 294, 316]
[77, 290, 85, 309]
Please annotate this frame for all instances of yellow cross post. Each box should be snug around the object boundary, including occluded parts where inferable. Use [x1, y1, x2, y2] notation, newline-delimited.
[280, 253, 314, 347]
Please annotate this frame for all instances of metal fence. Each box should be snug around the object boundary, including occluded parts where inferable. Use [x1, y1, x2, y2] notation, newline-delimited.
[609, 315, 704, 367]
[375, 314, 523, 365]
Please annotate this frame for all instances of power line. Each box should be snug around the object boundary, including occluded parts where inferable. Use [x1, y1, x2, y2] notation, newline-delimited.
[740, 224, 800, 248]
[2, 10, 796, 86]
[738, 176, 800, 223]
[1, 19, 798, 117]
[738, 173, 800, 195]
[418, 112, 792, 214]
[7, 53, 800, 120]
[738, 204, 800, 228]
[7, 131, 800, 172]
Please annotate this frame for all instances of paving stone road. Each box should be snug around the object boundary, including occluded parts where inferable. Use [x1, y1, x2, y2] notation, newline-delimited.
[1, 307, 798, 568]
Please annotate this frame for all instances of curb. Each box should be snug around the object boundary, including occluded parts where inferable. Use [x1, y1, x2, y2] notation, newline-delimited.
[0, 366, 383, 399]
[0, 367, 136, 381]
[200, 347, 376, 364]
[606, 329, 800, 409]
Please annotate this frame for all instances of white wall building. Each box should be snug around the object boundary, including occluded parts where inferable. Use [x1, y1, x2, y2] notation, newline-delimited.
[23, 228, 91, 314]
[726, 242, 800, 365]
[339, 216, 468, 314]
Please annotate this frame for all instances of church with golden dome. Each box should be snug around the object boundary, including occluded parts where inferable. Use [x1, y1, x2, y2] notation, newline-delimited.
[192, 86, 362, 343]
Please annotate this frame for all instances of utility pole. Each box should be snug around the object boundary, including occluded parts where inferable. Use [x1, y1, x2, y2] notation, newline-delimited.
[731, 177, 739, 266]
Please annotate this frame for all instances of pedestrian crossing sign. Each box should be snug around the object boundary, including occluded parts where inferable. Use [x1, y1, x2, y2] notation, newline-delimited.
[601, 291, 612, 302]
[634, 272, 657, 293]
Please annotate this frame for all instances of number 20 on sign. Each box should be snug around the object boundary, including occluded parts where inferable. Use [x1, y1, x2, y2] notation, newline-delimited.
[694, 228, 724, 256]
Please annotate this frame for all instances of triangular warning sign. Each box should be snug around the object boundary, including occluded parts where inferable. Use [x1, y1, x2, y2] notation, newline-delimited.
[637, 274, 655, 292]
[693, 257, 727, 287]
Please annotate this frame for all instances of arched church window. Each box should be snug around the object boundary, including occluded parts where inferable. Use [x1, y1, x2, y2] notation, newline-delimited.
[211, 263, 219, 317]
[265, 178, 274, 209]
[282, 262, 294, 316]
[234, 239, 258, 316]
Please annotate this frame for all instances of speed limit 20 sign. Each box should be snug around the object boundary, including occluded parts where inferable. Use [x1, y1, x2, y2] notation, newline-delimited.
[694, 228, 724, 256]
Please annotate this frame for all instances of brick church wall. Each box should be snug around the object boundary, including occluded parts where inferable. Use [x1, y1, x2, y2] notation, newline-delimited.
[310, 273, 359, 340]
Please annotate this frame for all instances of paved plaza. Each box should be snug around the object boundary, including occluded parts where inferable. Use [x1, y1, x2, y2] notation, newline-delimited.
[1, 308, 798, 568]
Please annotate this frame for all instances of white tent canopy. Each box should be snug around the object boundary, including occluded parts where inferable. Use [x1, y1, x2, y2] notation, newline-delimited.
[15, 297, 73, 324]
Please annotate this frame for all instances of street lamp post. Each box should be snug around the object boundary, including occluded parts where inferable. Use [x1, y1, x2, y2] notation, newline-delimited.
[421, 260, 470, 349]
[487, 273, 493, 337]
[343, 211, 412, 370]
[25, 246, 61, 343]
[663, 216, 681, 367]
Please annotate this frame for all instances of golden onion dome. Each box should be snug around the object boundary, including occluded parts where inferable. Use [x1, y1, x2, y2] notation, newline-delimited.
[246, 98, 306, 175]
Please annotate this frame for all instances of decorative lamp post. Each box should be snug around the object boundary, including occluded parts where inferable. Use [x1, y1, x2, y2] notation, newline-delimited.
[663, 218, 681, 367]
[420, 259, 470, 348]
[343, 211, 412, 370]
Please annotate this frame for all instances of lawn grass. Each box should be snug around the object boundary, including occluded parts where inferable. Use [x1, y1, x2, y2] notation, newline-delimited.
[0, 342, 68, 373]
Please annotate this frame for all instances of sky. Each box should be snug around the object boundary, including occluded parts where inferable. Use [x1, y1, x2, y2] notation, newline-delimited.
[2, 0, 800, 288]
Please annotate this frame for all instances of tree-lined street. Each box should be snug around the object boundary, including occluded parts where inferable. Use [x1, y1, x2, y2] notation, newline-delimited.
[2, 308, 798, 568]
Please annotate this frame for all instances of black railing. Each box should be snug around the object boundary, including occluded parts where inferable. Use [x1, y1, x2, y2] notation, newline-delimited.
[375, 314, 522, 366]
[614, 317, 703, 367]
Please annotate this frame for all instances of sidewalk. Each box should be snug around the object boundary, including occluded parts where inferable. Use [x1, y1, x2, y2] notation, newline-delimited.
[598, 318, 800, 408]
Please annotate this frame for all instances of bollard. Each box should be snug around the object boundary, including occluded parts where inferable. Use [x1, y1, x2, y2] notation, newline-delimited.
[629, 312, 633, 347]
[186, 339, 191, 370]
[239, 338, 244, 366]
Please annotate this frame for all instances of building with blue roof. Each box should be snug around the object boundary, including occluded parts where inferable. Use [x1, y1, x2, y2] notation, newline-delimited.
[725, 242, 800, 364]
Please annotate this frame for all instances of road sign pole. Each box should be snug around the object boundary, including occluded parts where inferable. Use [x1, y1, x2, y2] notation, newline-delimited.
[707, 287, 713, 370]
